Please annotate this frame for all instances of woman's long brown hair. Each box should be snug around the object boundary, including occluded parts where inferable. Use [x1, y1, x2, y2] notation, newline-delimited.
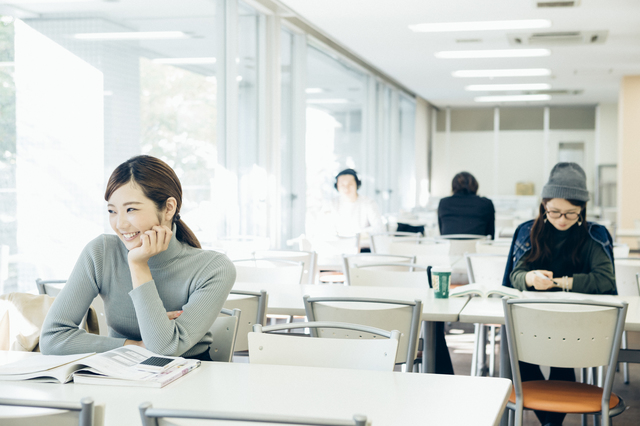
[104, 155, 201, 249]
[527, 198, 588, 268]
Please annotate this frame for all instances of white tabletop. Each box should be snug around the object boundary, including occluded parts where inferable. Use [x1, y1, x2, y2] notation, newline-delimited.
[232, 281, 470, 322]
[459, 294, 640, 331]
[0, 354, 511, 426]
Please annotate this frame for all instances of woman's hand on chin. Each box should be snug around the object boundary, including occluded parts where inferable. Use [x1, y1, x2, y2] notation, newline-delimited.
[128, 225, 173, 265]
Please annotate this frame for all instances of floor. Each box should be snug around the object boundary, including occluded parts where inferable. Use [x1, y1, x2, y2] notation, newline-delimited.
[446, 322, 640, 426]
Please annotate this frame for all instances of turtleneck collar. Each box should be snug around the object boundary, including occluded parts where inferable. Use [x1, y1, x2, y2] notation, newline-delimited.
[147, 224, 183, 268]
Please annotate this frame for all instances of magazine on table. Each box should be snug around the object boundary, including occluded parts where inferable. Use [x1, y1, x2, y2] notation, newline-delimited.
[0, 345, 200, 388]
[449, 282, 620, 303]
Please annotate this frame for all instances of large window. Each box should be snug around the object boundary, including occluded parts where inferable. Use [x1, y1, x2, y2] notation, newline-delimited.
[304, 45, 368, 238]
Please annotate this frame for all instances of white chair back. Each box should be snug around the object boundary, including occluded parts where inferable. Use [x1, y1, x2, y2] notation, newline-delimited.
[465, 254, 508, 286]
[613, 244, 630, 259]
[0, 397, 103, 426]
[248, 322, 400, 372]
[215, 236, 270, 260]
[476, 240, 511, 255]
[342, 254, 415, 285]
[222, 290, 267, 352]
[349, 264, 429, 288]
[304, 296, 421, 367]
[209, 308, 241, 362]
[370, 232, 421, 254]
[388, 239, 451, 266]
[505, 299, 626, 368]
[253, 250, 317, 284]
[233, 259, 304, 284]
[614, 258, 640, 296]
[436, 234, 488, 257]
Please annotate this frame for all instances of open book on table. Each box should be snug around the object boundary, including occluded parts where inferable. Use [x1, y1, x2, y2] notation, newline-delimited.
[449, 283, 523, 299]
[0, 345, 200, 388]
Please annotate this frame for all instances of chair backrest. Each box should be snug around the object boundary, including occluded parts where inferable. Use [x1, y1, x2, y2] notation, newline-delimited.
[387, 239, 451, 265]
[349, 263, 429, 288]
[0, 397, 102, 426]
[613, 244, 630, 259]
[253, 250, 317, 284]
[35, 279, 108, 337]
[139, 402, 368, 426]
[465, 254, 509, 286]
[233, 259, 304, 284]
[503, 298, 627, 418]
[304, 295, 421, 367]
[342, 254, 415, 285]
[370, 232, 422, 254]
[614, 258, 640, 296]
[475, 240, 511, 255]
[436, 234, 488, 257]
[215, 236, 271, 260]
[311, 235, 361, 257]
[248, 321, 400, 372]
[222, 290, 267, 352]
[209, 308, 241, 362]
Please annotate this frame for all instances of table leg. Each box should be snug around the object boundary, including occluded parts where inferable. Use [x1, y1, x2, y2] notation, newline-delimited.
[423, 320, 436, 374]
[499, 325, 511, 426]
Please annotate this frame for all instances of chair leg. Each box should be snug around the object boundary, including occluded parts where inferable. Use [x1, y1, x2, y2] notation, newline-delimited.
[622, 331, 629, 384]
[478, 324, 487, 376]
[582, 413, 587, 426]
[489, 325, 496, 377]
[471, 323, 480, 376]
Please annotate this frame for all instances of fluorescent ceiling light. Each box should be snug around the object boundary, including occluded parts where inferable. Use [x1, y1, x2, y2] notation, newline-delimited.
[435, 49, 550, 59]
[306, 88, 324, 94]
[152, 57, 216, 65]
[475, 94, 551, 102]
[73, 31, 190, 41]
[465, 83, 551, 91]
[306, 99, 349, 104]
[409, 19, 551, 33]
[453, 68, 551, 78]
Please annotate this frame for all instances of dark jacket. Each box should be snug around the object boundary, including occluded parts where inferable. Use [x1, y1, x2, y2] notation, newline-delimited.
[501, 219, 616, 293]
[437, 193, 495, 239]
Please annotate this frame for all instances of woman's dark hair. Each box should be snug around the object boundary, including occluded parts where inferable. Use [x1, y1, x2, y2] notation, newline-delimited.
[104, 155, 201, 249]
[451, 172, 478, 195]
[527, 198, 588, 267]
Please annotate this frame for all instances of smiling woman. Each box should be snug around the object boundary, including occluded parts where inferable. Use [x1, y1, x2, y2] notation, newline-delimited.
[40, 155, 236, 360]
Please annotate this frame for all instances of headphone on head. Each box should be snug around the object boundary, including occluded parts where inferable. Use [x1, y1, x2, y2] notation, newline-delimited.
[334, 169, 361, 190]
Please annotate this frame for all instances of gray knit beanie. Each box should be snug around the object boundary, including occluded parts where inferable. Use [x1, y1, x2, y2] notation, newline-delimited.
[541, 162, 589, 202]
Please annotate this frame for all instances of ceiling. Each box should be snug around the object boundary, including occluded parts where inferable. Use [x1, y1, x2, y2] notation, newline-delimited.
[278, 0, 640, 108]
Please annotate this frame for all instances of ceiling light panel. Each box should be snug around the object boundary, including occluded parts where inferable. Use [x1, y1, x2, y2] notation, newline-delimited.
[453, 68, 551, 77]
[409, 19, 551, 33]
[475, 94, 551, 102]
[435, 49, 550, 59]
[73, 31, 190, 41]
[465, 83, 552, 91]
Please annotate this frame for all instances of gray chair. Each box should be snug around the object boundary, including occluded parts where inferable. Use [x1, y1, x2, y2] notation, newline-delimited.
[503, 298, 628, 426]
[464, 253, 509, 377]
[209, 308, 241, 362]
[139, 402, 368, 426]
[222, 289, 267, 352]
[253, 249, 317, 284]
[249, 321, 400, 371]
[613, 257, 640, 384]
[370, 232, 422, 254]
[304, 295, 422, 371]
[342, 253, 416, 286]
[0, 397, 102, 426]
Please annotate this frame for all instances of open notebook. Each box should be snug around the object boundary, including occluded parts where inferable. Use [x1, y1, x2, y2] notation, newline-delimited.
[0, 346, 199, 388]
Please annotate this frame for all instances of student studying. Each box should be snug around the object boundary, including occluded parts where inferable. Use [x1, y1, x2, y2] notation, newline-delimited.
[40, 155, 236, 360]
[502, 161, 617, 426]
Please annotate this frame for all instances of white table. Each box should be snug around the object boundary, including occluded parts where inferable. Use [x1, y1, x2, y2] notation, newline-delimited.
[232, 281, 470, 374]
[0, 354, 511, 426]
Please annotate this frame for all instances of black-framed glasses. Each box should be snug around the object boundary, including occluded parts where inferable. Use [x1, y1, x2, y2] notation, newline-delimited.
[545, 210, 580, 220]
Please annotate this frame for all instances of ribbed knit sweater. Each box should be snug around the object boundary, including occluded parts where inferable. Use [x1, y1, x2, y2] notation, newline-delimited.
[40, 230, 236, 357]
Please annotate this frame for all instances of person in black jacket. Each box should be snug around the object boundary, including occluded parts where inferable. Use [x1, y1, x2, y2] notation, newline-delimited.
[438, 172, 495, 239]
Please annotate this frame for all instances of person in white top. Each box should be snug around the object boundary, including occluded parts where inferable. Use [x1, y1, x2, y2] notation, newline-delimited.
[330, 169, 384, 238]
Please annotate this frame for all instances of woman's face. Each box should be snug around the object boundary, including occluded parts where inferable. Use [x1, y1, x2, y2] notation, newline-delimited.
[545, 198, 582, 231]
[107, 181, 169, 250]
[337, 174, 358, 199]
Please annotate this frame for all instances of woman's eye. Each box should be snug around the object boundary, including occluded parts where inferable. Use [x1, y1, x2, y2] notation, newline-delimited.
[127, 208, 136, 213]
[107, 209, 115, 214]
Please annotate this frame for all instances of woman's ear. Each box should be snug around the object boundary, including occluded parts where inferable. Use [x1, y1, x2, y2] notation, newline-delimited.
[164, 197, 178, 222]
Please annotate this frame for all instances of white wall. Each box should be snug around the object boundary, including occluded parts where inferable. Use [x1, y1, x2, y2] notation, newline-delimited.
[596, 103, 618, 165]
